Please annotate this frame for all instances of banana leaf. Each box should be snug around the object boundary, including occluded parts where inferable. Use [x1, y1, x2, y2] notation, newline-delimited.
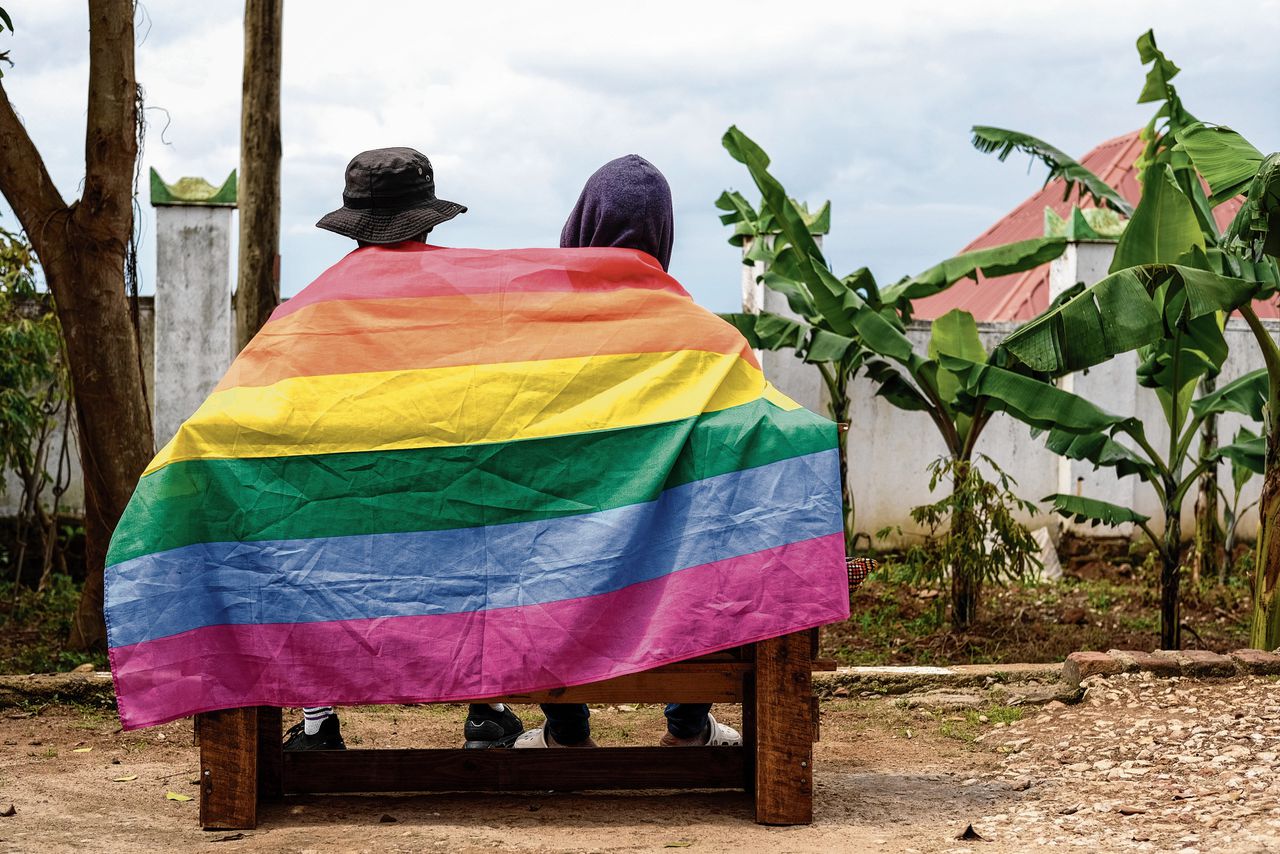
[1044, 429, 1153, 481]
[721, 311, 806, 352]
[1175, 124, 1265, 206]
[1219, 427, 1264, 495]
[1190, 368, 1269, 420]
[720, 311, 857, 365]
[1226, 153, 1280, 259]
[970, 126, 1132, 216]
[928, 309, 986, 422]
[1216, 427, 1265, 479]
[722, 127, 855, 337]
[863, 359, 932, 412]
[1000, 265, 1257, 375]
[1110, 164, 1205, 273]
[938, 354, 1130, 435]
[883, 236, 1068, 304]
[1046, 493, 1151, 526]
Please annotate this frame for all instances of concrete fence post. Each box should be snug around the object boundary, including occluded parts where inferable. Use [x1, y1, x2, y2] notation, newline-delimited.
[739, 234, 827, 416]
[1048, 239, 1140, 537]
[151, 169, 238, 448]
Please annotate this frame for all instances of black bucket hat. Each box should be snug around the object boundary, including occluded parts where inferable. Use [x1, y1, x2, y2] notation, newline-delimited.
[316, 147, 466, 243]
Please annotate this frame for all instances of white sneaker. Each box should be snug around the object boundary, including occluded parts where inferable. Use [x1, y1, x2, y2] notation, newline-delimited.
[704, 713, 742, 746]
[512, 727, 549, 748]
[512, 727, 597, 748]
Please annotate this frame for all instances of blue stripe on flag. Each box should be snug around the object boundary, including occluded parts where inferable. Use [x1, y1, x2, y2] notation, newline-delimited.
[106, 450, 841, 648]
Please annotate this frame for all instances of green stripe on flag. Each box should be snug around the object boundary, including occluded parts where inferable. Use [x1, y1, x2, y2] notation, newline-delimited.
[108, 399, 835, 566]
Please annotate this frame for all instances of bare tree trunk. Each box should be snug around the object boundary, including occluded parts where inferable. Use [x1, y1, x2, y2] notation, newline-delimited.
[0, 0, 155, 651]
[235, 0, 282, 351]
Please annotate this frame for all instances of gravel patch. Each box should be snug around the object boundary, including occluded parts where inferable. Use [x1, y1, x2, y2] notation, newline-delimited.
[972, 673, 1280, 852]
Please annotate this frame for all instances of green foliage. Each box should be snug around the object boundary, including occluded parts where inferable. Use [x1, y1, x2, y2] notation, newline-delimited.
[970, 126, 1132, 216]
[0, 228, 72, 596]
[1045, 494, 1151, 529]
[880, 455, 1041, 597]
[720, 127, 1069, 618]
[715, 189, 829, 249]
[0, 573, 106, 673]
[719, 127, 1068, 465]
[0, 228, 65, 494]
[972, 28, 1280, 648]
[1110, 164, 1205, 271]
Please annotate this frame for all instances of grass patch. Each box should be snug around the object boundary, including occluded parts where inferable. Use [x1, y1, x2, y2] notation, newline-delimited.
[936, 705, 1024, 743]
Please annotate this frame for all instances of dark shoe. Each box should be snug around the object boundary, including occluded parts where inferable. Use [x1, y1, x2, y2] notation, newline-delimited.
[463, 704, 524, 749]
[283, 713, 346, 751]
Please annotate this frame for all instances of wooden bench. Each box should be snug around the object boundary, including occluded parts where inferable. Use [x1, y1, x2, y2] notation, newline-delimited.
[196, 629, 832, 829]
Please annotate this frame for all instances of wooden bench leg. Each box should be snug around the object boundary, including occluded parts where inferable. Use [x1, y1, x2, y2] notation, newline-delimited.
[753, 632, 814, 825]
[257, 706, 283, 800]
[198, 708, 260, 830]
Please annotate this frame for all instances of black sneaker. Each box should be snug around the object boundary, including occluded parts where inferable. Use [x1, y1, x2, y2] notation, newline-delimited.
[283, 713, 346, 751]
[463, 704, 524, 749]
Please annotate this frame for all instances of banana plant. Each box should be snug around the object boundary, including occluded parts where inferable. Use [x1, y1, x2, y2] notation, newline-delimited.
[717, 125, 1071, 628]
[973, 29, 1279, 648]
[1175, 124, 1280, 644]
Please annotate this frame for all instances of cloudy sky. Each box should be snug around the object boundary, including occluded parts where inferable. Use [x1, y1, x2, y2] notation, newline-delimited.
[2, 1, 1278, 312]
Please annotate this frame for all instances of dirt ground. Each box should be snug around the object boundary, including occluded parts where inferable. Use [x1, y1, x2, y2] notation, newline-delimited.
[1, 700, 1005, 854]
[5, 679, 1280, 854]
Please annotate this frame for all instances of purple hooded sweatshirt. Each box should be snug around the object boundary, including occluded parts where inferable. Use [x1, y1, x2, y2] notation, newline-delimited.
[560, 155, 674, 271]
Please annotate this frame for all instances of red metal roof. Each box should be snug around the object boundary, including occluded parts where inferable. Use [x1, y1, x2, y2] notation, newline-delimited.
[911, 130, 1265, 321]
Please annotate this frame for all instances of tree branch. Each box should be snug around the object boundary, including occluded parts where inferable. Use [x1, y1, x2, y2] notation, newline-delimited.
[0, 80, 68, 254]
[81, 0, 137, 238]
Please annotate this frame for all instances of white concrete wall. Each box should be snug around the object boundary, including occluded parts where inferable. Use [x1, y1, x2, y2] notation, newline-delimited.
[153, 206, 233, 448]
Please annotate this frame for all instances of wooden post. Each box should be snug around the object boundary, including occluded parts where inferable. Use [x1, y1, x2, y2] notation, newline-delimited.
[256, 706, 283, 800]
[199, 708, 260, 830]
[235, 0, 283, 351]
[753, 632, 814, 825]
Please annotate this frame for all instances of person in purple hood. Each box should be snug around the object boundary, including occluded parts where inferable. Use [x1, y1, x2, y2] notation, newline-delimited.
[513, 155, 743, 749]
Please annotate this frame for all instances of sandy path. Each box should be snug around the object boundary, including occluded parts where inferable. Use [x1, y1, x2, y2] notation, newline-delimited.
[0, 697, 1096, 853]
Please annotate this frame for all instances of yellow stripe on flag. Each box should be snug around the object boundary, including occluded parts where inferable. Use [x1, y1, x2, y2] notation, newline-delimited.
[146, 350, 767, 474]
[761, 383, 802, 411]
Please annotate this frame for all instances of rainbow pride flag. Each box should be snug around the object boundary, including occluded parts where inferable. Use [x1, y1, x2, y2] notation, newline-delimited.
[105, 243, 848, 729]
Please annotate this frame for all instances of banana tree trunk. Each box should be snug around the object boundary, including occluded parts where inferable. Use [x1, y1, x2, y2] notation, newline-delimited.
[1160, 508, 1183, 650]
[1192, 380, 1220, 588]
[949, 458, 980, 630]
[1251, 425, 1280, 649]
[1239, 305, 1280, 649]
[836, 420, 853, 556]
[820, 362, 855, 557]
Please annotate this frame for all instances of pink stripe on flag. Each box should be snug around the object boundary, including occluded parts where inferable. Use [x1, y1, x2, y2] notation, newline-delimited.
[271, 244, 685, 321]
[109, 533, 848, 729]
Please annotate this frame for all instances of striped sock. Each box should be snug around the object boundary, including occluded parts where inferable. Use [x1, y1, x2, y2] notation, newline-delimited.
[302, 705, 333, 736]
[488, 704, 505, 713]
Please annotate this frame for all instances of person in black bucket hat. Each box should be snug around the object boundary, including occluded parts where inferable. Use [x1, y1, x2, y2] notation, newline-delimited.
[289, 148, 525, 753]
[315, 147, 467, 244]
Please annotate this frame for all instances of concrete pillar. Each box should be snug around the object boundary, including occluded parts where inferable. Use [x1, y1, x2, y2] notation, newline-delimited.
[1047, 241, 1118, 302]
[151, 169, 237, 448]
[740, 234, 827, 416]
[1048, 239, 1141, 537]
